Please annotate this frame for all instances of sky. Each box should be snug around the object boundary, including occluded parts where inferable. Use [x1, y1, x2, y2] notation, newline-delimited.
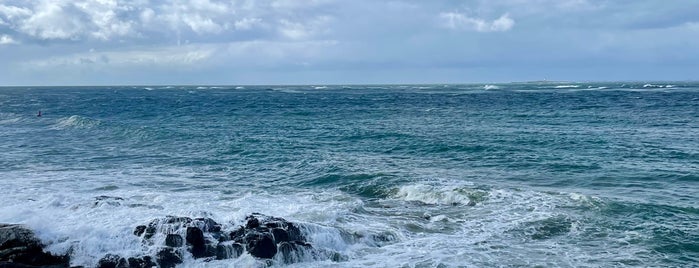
[0, 0, 698, 85]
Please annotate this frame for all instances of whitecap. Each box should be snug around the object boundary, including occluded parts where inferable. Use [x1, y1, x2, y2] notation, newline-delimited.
[554, 85, 580, 89]
[484, 84, 500, 90]
[52, 115, 101, 129]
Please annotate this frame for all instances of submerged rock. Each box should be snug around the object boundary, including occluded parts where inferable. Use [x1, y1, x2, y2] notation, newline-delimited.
[96, 253, 126, 268]
[0, 224, 70, 268]
[155, 248, 182, 268]
[165, 234, 183, 248]
[215, 242, 243, 260]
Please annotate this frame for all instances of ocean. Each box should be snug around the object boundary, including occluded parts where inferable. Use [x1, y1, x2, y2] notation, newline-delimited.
[0, 82, 697, 267]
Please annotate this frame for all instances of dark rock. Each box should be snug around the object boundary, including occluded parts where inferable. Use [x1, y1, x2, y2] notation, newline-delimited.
[285, 223, 303, 241]
[93, 196, 124, 207]
[126, 256, 156, 268]
[245, 217, 260, 229]
[229, 227, 245, 243]
[142, 225, 156, 240]
[132, 226, 146, 237]
[278, 241, 312, 264]
[163, 216, 192, 225]
[215, 242, 243, 260]
[165, 234, 183, 248]
[244, 232, 276, 259]
[97, 254, 127, 268]
[0, 224, 69, 268]
[186, 227, 206, 258]
[155, 248, 182, 268]
[271, 228, 289, 243]
[193, 218, 221, 233]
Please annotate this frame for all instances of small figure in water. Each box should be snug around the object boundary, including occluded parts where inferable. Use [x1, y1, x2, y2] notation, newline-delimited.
[37, 110, 41, 117]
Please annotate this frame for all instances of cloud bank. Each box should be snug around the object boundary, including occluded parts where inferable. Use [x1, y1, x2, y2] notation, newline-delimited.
[0, 0, 698, 85]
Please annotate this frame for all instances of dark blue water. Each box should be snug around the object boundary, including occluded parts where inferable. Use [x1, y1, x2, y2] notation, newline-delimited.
[1, 83, 697, 267]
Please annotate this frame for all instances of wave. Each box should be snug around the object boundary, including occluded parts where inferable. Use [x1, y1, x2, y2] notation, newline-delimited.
[554, 85, 580, 89]
[643, 83, 674, 88]
[0, 112, 22, 124]
[391, 183, 485, 206]
[483, 85, 500, 90]
[52, 115, 101, 129]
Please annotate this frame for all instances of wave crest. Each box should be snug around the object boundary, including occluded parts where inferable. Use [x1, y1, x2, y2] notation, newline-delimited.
[392, 184, 486, 206]
[53, 115, 101, 129]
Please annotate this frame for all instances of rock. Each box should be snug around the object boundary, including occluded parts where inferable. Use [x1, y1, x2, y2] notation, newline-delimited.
[244, 232, 276, 259]
[165, 234, 183, 248]
[215, 243, 243, 260]
[93, 196, 124, 207]
[97, 254, 127, 268]
[271, 228, 289, 243]
[126, 256, 156, 268]
[229, 227, 245, 243]
[278, 241, 312, 264]
[132, 226, 146, 237]
[155, 248, 182, 268]
[245, 217, 260, 229]
[0, 224, 69, 268]
[193, 218, 221, 233]
[186, 227, 206, 258]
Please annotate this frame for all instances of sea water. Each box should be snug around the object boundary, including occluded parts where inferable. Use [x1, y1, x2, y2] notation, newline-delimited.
[0, 82, 697, 267]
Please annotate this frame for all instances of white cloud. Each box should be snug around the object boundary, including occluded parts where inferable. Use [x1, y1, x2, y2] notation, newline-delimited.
[279, 16, 332, 40]
[0, 4, 32, 19]
[439, 12, 514, 32]
[24, 44, 216, 68]
[19, 1, 88, 40]
[21, 39, 339, 70]
[0, 34, 18, 45]
[234, 17, 262, 30]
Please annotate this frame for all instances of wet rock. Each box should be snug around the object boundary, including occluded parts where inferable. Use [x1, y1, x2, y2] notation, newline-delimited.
[0, 224, 70, 268]
[215, 242, 243, 260]
[229, 227, 245, 243]
[245, 217, 260, 229]
[244, 232, 276, 259]
[132, 226, 146, 237]
[229, 214, 313, 260]
[165, 234, 183, 248]
[278, 241, 312, 264]
[126, 256, 156, 268]
[186, 227, 206, 258]
[155, 248, 182, 268]
[193, 218, 221, 233]
[93, 196, 124, 207]
[271, 228, 289, 243]
[97, 254, 127, 268]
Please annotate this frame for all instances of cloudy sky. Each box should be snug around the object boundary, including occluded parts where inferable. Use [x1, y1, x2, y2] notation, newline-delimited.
[1, 0, 698, 85]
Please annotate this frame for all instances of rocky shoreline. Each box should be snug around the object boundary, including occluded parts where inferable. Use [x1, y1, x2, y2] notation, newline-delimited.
[1, 213, 339, 268]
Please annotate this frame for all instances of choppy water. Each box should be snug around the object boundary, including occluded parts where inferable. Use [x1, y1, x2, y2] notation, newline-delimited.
[0, 82, 698, 267]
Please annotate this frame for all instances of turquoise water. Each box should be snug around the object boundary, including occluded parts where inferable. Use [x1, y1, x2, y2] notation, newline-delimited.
[0, 82, 697, 267]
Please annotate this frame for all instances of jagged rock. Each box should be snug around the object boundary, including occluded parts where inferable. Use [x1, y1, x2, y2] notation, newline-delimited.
[193, 218, 221, 233]
[0, 224, 69, 268]
[278, 241, 312, 264]
[126, 256, 156, 268]
[93, 196, 124, 207]
[165, 234, 183, 248]
[132, 226, 146, 237]
[97, 254, 127, 268]
[215, 242, 243, 260]
[155, 248, 182, 268]
[186, 227, 206, 258]
[244, 232, 276, 259]
[225, 214, 313, 260]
